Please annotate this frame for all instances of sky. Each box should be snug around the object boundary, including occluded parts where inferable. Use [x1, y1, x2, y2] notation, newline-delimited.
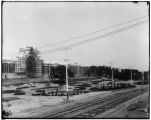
[2, 2, 149, 71]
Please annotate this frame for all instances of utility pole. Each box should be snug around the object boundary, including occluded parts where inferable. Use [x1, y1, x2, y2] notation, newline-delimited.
[49, 64, 51, 79]
[111, 62, 114, 89]
[65, 58, 69, 100]
[142, 71, 144, 85]
[131, 69, 133, 85]
[61, 47, 71, 100]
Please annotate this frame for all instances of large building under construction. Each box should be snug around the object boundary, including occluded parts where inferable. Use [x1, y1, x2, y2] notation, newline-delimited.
[17, 47, 43, 78]
[2, 47, 43, 78]
[2, 46, 89, 79]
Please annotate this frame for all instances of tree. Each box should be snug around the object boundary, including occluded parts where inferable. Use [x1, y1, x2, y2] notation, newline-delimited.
[103, 66, 112, 78]
[85, 69, 91, 78]
[49, 65, 74, 84]
[55, 65, 66, 82]
[68, 70, 74, 78]
[90, 66, 97, 76]
[144, 71, 149, 84]
[49, 66, 56, 82]
[96, 66, 103, 77]
[114, 68, 120, 80]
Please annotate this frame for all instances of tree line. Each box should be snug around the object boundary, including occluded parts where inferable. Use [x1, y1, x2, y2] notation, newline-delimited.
[86, 66, 149, 82]
[46, 65, 149, 84]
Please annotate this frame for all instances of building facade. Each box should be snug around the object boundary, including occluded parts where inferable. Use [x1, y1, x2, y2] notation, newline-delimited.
[2, 47, 90, 79]
[68, 64, 89, 78]
[2, 59, 16, 79]
[15, 56, 26, 75]
[2, 47, 44, 79]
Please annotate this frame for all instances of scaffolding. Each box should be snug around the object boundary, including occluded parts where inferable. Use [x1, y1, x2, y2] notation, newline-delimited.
[16, 47, 43, 78]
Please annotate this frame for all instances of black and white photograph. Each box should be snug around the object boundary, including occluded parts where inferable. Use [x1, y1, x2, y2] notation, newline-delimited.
[1, 1, 150, 119]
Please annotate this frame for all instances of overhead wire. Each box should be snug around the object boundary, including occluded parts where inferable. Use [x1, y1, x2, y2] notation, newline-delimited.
[3, 15, 148, 57]
[38, 15, 148, 49]
[41, 19, 148, 54]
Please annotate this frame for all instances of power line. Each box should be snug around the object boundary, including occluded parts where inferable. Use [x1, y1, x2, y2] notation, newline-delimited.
[38, 15, 148, 49]
[41, 19, 148, 54]
[3, 15, 148, 57]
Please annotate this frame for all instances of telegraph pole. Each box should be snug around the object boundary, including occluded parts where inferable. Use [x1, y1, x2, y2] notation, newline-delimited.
[49, 64, 51, 79]
[62, 47, 71, 100]
[111, 62, 114, 89]
[65, 58, 69, 100]
[131, 69, 133, 85]
[142, 71, 144, 85]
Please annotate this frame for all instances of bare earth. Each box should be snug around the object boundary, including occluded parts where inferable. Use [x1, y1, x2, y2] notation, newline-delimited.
[94, 91, 149, 118]
[5, 85, 148, 118]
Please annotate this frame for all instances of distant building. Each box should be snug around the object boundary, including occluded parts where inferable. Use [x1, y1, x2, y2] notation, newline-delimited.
[68, 64, 80, 77]
[15, 56, 26, 75]
[2, 46, 90, 79]
[79, 66, 89, 76]
[26, 50, 43, 78]
[68, 64, 89, 77]
[42, 63, 54, 78]
[2, 59, 16, 79]
[2, 46, 44, 79]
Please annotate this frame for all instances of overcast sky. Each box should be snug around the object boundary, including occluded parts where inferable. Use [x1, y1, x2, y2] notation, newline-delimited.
[3, 2, 149, 71]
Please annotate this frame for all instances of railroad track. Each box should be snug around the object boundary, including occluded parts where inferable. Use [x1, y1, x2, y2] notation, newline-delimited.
[43, 87, 148, 118]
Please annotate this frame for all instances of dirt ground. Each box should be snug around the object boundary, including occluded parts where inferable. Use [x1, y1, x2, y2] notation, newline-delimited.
[3, 80, 149, 118]
[103, 91, 149, 118]
[3, 81, 111, 117]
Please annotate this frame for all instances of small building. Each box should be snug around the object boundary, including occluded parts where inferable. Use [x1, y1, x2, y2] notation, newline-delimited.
[114, 80, 132, 87]
[92, 78, 112, 88]
[97, 81, 112, 88]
